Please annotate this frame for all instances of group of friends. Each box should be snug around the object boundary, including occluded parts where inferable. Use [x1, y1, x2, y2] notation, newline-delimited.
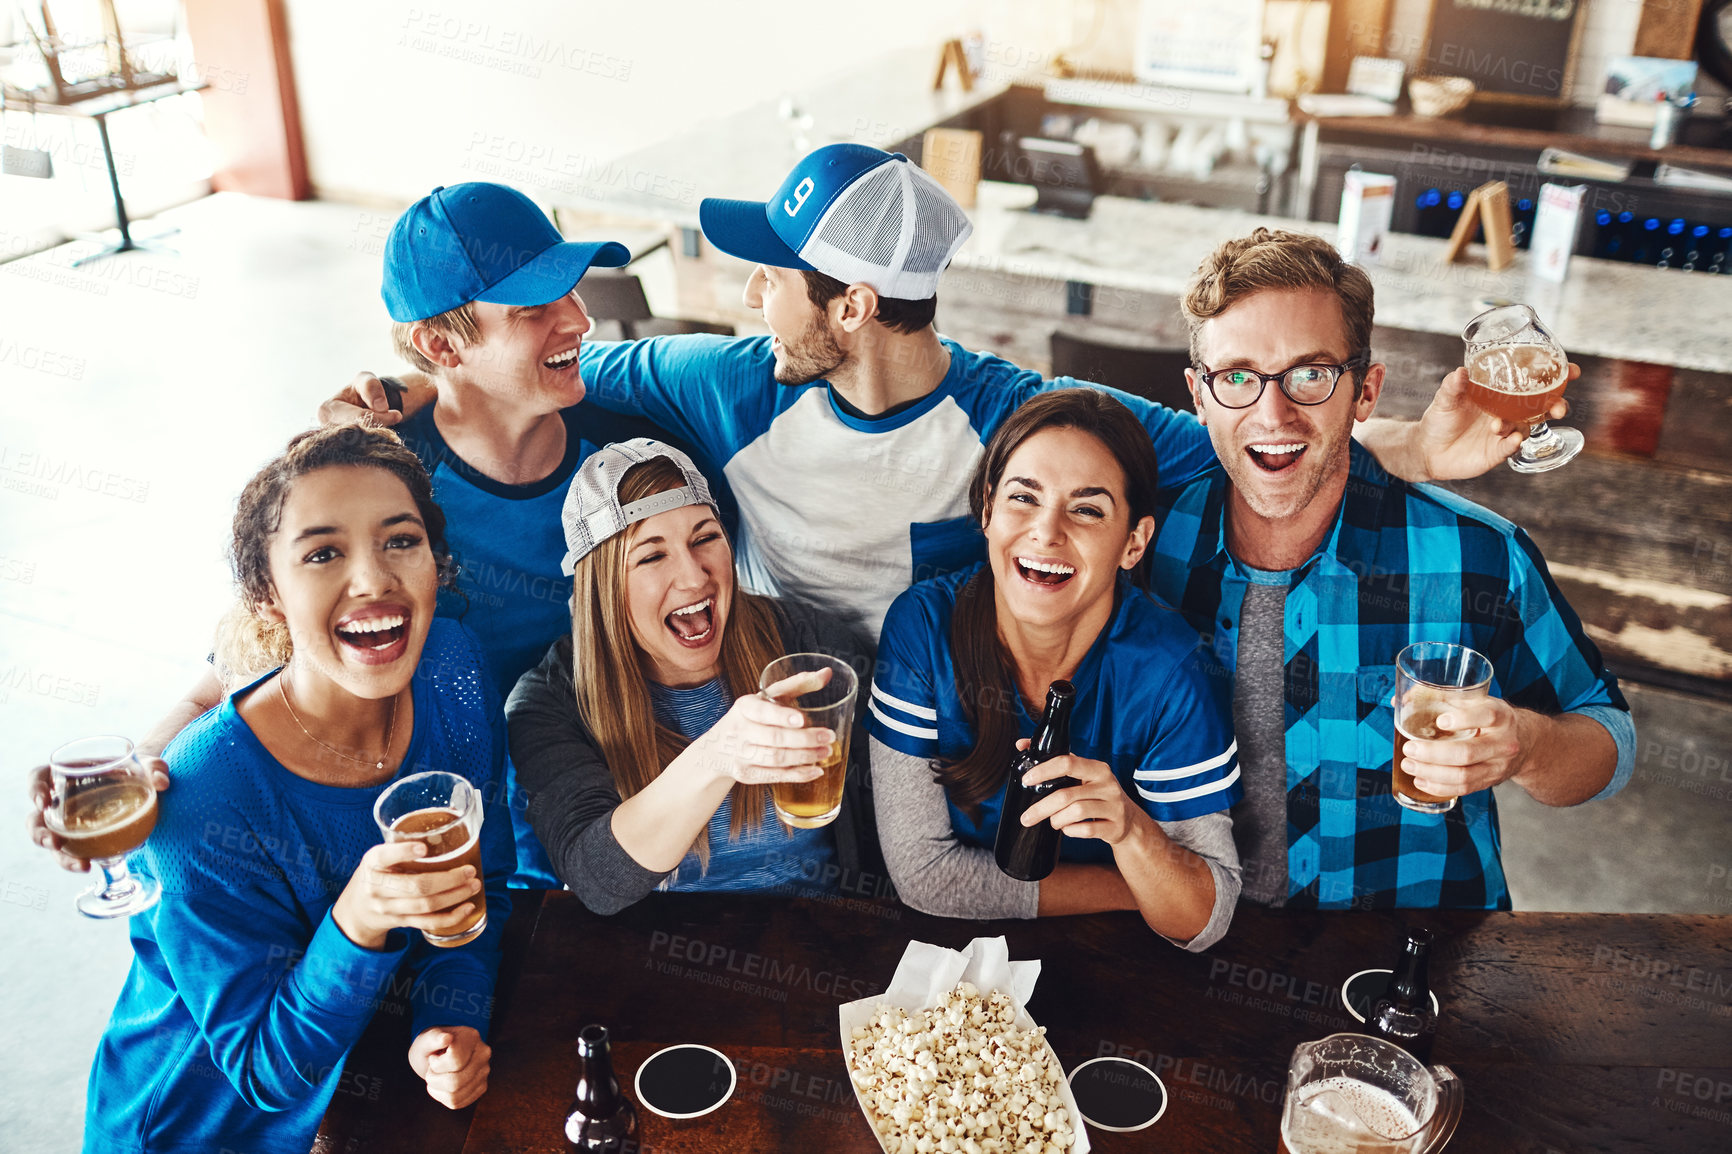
[27, 143, 1633, 1154]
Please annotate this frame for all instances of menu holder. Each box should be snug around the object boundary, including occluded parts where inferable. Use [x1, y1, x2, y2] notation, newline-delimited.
[1443, 180, 1515, 271]
[840, 937, 1090, 1153]
[932, 38, 974, 92]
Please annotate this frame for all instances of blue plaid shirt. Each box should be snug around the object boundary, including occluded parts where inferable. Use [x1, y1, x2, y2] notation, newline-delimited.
[1150, 442, 1634, 910]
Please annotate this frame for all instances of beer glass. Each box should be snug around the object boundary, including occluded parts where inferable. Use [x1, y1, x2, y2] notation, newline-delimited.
[1392, 643, 1493, 815]
[1280, 1034, 1461, 1154]
[758, 653, 858, 829]
[1461, 303, 1583, 473]
[373, 771, 486, 948]
[45, 736, 162, 918]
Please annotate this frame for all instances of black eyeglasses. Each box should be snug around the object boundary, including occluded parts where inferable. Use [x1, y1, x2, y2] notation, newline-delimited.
[1195, 352, 1372, 409]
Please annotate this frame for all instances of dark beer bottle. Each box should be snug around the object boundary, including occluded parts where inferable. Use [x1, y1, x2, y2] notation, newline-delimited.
[565, 1024, 637, 1151]
[994, 680, 1077, 882]
[1369, 928, 1438, 1062]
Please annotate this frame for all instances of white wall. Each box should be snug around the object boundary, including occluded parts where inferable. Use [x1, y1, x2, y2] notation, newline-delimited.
[281, 0, 1065, 207]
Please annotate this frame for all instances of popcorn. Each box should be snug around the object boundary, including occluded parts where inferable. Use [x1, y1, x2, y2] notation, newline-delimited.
[846, 983, 1076, 1152]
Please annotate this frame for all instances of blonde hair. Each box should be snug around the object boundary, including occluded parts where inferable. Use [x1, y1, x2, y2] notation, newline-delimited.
[391, 301, 481, 375]
[568, 456, 785, 868]
[1181, 228, 1374, 394]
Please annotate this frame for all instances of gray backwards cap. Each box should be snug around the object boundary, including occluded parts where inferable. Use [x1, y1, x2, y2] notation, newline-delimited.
[560, 439, 717, 574]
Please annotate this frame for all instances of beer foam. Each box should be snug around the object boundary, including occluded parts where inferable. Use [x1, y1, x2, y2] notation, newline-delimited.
[1466, 345, 1565, 394]
[387, 806, 476, 863]
[1283, 1076, 1423, 1152]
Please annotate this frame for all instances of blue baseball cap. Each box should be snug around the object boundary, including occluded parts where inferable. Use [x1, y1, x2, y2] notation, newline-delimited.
[382, 183, 631, 322]
[699, 144, 971, 300]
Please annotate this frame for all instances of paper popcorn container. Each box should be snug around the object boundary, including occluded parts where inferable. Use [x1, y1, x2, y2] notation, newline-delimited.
[839, 937, 1090, 1153]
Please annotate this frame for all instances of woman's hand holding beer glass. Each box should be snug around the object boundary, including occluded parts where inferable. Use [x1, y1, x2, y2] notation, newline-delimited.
[688, 668, 835, 786]
[330, 839, 484, 952]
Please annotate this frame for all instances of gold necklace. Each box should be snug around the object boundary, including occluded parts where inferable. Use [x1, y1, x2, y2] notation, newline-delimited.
[279, 674, 398, 772]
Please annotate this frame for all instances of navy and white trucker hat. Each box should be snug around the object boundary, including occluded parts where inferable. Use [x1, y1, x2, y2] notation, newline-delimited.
[698, 144, 972, 301]
[560, 439, 717, 573]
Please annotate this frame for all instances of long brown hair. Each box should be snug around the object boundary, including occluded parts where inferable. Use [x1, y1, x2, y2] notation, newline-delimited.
[215, 424, 457, 683]
[938, 389, 1161, 815]
[568, 455, 784, 866]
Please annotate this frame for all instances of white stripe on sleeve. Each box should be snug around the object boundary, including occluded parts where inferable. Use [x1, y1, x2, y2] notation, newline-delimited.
[1135, 766, 1241, 804]
[1132, 741, 1239, 782]
[872, 682, 938, 721]
[869, 699, 939, 740]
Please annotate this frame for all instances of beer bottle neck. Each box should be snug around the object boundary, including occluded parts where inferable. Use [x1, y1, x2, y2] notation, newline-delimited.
[1390, 938, 1432, 1007]
[1028, 681, 1074, 762]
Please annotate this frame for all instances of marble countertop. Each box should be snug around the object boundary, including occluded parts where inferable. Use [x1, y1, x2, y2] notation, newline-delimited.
[555, 47, 1008, 228]
[955, 183, 1732, 375]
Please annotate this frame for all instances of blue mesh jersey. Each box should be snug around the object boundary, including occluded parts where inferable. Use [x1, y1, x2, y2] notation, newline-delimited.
[1149, 442, 1636, 911]
[647, 678, 836, 894]
[84, 619, 513, 1154]
[869, 565, 1242, 860]
[578, 335, 1216, 645]
[393, 398, 728, 888]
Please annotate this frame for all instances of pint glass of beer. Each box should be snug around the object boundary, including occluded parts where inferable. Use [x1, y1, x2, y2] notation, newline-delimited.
[758, 653, 858, 829]
[1461, 303, 1583, 473]
[373, 771, 486, 948]
[45, 736, 162, 919]
[1392, 643, 1494, 815]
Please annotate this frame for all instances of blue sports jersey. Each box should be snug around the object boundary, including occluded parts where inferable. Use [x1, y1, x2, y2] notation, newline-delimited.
[393, 399, 724, 886]
[84, 619, 512, 1154]
[1149, 442, 1635, 909]
[869, 565, 1242, 860]
[578, 335, 1215, 644]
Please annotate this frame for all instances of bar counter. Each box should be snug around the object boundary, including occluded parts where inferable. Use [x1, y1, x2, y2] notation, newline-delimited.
[317, 892, 1732, 1153]
[956, 182, 1732, 376]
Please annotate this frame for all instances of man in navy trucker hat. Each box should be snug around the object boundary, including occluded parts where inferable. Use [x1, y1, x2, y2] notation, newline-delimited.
[323, 149, 1542, 650]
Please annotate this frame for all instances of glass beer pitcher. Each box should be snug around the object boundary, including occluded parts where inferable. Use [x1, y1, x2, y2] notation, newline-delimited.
[1280, 1034, 1461, 1154]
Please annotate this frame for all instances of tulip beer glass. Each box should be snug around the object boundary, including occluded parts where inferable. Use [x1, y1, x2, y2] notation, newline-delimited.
[45, 736, 162, 918]
[1461, 303, 1583, 473]
[758, 653, 858, 829]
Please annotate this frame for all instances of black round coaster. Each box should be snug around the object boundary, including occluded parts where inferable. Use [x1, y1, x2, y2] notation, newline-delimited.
[1067, 1056, 1167, 1132]
[634, 1043, 735, 1120]
[1341, 969, 1442, 1024]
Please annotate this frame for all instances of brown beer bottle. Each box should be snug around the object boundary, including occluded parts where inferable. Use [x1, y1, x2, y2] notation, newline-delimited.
[565, 1024, 637, 1151]
[1368, 929, 1438, 1062]
[994, 680, 1077, 882]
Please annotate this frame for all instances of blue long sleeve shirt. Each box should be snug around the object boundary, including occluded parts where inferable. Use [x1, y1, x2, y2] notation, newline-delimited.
[83, 619, 513, 1154]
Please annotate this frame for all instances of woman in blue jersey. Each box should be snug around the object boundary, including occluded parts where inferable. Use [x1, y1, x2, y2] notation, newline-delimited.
[83, 425, 511, 1154]
[870, 390, 1243, 950]
[506, 439, 876, 913]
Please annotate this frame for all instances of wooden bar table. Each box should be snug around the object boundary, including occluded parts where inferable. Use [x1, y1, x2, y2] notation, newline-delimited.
[317, 893, 1732, 1153]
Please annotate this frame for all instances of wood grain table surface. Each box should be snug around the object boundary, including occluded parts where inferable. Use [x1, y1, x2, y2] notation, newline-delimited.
[316, 893, 1732, 1153]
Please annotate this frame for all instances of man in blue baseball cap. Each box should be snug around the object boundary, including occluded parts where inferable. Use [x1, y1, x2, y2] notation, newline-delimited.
[323, 148, 1546, 651]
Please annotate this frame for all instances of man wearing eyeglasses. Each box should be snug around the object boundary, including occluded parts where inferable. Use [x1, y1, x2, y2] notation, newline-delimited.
[1150, 227, 1634, 911]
